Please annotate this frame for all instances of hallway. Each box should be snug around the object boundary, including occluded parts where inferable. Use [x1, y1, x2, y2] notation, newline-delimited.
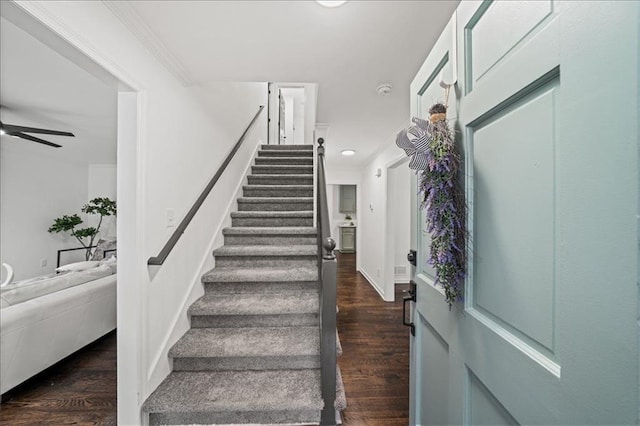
[337, 253, 410, 425]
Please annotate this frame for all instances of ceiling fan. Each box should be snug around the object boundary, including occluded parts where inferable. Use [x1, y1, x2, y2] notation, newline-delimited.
[0, 121, 74, 148]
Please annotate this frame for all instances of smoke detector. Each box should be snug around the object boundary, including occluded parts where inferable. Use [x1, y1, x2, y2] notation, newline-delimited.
[376, 84, 392, 96]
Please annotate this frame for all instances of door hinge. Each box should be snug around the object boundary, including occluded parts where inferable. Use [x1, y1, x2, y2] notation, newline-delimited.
[403, 280, 417, 336]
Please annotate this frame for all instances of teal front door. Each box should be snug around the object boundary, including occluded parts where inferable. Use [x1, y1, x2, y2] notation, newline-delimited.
[409, 1, 639, 424]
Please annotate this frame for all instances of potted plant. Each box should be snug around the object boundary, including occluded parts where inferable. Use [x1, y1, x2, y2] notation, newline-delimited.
[48, 197, 117, 261]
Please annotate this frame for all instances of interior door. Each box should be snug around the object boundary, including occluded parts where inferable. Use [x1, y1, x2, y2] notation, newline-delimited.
[278, 89, 286, 144]
[409, 1, 639, 424]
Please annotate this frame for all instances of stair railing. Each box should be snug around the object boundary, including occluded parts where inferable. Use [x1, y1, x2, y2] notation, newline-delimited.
[316, 137, 337, 424]
[148, 105, 264, 266]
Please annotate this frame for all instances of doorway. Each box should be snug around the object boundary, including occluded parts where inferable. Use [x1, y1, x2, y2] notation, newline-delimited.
[384, 157, 412, 301]
[0, 2, 141, 422]
[268, 83, 316, 145]
[278, 87, 305, 145]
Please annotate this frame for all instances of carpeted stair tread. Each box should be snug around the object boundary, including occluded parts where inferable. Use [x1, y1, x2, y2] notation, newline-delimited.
[336, 365, 346, 412]
[254, 157, 313, 165]
[261, 144, 313, 150]
[243, 185, 313, 198]
[169, 327, 319, 359]
[231, 211, 312, 218]
[213, 244, 317, 257]
[223, 226, 316, 235]
[237, 197, 313, 203]
[243, 184, 313, 190]
[143, 370, 322, 424]
[202, 265, 318, 283]
[190, 291, 319, 316]
[247, 174, 314, 185]
[251, 165, 313, 174]
[258, 150, 314, 157]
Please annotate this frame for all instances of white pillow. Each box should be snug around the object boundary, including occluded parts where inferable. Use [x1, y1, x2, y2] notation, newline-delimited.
[56, 260, 101, 273]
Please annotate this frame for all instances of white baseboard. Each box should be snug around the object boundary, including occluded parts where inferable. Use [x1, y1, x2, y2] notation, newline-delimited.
[359, 268, 387, 301]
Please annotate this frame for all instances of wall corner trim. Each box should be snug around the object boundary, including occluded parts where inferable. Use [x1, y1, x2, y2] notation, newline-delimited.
[102, 1, 195, 87]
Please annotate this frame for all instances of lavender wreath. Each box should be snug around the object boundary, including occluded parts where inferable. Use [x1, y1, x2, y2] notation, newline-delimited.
[396, 103, 467, 308]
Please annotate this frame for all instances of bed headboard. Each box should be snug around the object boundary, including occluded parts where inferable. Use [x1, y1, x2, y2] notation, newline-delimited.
[56, 246, 117, 268]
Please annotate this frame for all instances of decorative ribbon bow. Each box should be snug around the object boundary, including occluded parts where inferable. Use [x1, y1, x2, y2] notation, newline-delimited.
[395, 117, 432, 170]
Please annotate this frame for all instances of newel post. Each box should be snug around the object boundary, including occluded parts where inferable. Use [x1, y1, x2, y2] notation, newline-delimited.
[320, 235, 337, 424]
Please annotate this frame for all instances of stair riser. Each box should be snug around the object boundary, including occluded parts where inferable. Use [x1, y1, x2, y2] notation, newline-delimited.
[258, 150, 313, 157]
[255, 157, 313, 165]
[261, 144, 313, 151]
[237, 201, 313, 211]
[190, 313, 319, 328]
[149, 409, 321, 426]
[252, 166, 313, 175]
[232, 217, 313, 227]
[247, 175, 313, 185]
[243, 187, 313, 198]
[172, 356, 320, 372]
[215, 256, 317, 268]
[224, 235, 317, 246]
[204, 281, 318, 293]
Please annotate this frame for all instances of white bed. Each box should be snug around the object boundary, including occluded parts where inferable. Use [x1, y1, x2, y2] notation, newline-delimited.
[0, 263, 117, 394]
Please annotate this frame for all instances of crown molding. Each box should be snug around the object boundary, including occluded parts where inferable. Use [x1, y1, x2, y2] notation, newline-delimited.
[102, 1, 195, 87]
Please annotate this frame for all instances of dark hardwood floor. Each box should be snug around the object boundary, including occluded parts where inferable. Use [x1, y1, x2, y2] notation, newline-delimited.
[337, 252, 410, 426]
[0, 254, 409, 425]
[0, 331, 117, 425]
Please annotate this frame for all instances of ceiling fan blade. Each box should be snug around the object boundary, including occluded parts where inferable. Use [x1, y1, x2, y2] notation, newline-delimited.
[3, 123, 74, 137]
[9, 131, 62, 148]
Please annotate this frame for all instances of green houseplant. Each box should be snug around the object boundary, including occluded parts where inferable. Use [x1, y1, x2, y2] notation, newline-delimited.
[48, 197, 117, 261]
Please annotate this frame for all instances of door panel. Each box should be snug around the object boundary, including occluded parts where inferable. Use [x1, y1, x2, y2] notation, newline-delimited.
[472, 79, 557, 353]
[466, 0, 553, 92]
[467, 369, 519, 426]
[416, 315, 449, 426]
[409, 1, 639, 425]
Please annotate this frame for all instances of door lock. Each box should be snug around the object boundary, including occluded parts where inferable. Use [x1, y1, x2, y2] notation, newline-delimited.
[403, 280, 417, 336]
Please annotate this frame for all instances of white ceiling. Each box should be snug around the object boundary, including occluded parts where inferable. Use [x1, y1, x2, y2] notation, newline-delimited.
[109, 0, 459, 170]
[0, 15, 117, 165]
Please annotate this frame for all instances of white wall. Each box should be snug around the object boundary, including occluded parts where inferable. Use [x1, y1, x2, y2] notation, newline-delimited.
[391, 163, 411, 283]
[12, 3, 268, 424]
[325, 165, 361, 185]
[87, 164, 117, 239]
[0, 142, 89, 281]
[294, 96, 305, 145]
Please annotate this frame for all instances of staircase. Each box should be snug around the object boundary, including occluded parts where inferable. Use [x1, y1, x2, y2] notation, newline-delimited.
[143, 144, 334, 425]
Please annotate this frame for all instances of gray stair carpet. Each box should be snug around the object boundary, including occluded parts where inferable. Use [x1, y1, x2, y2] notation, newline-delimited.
[143, 145, 338, 425]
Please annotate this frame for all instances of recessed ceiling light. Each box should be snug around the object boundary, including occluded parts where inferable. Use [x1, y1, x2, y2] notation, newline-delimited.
[316, 0, 348, 7]
[341, 149, 356, 156]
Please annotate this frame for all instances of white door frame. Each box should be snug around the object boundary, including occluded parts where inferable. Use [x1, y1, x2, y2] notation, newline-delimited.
[382, 155, 411, 302]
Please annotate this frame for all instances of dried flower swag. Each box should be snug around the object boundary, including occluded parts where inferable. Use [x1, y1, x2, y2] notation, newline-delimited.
[396, 103, 467, 307]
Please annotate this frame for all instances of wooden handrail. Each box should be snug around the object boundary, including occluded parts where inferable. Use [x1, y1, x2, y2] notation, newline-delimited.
[148, 106, 265, 266]
[317, 137, 337, 424]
